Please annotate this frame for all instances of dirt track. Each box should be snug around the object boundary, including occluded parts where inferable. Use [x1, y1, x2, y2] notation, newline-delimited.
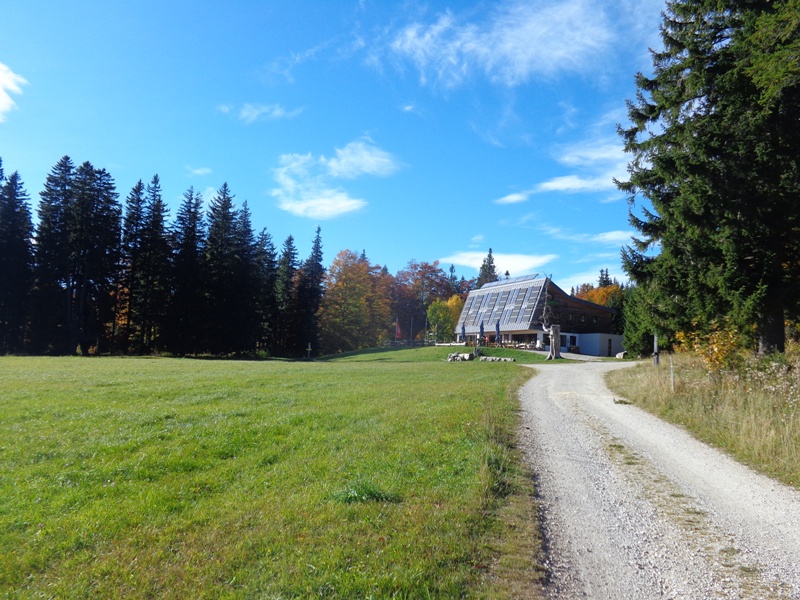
[518, 360, 800, 599]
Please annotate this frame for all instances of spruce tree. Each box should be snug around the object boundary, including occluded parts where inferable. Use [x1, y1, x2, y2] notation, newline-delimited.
[164, 187, 207, 355]
[476, 248, 499, 288]
[65, 163, 121, 354]
[205, 183, 239, 354]
[120, 180, 146, 352]
[230, 201, 261, 352]
[30, 156, 75, 353]
[618, 0, 800, 353]
[295, 227, 325, 356]
[137, 175, 171, 353]
[448, 264, 458, 294]
[253, 228, 278, 353]
[273, 235, 299, 355]
[0, 169, 34, 353]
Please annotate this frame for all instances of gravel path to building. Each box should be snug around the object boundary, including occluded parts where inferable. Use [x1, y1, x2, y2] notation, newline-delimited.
[518, 360, 800, 599]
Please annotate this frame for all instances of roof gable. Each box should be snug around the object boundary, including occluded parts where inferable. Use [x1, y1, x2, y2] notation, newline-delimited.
[456, 275, 615, 335]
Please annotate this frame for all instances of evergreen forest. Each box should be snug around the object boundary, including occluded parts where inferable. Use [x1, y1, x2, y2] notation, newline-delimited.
[0, 155, 471, 357]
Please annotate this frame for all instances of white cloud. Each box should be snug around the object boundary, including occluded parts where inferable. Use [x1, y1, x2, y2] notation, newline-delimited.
[388, 0, 614, 89]
[186, 166, 212, 176]
[540, 225, 632, 246]
[322, 138, 400, 179]
[494, 190, 532, 205]
[558, 141, 624, 167]
[536, 174, 615, 193]
[530, 136, 629, 195]
[277, 192, 367, 220]
[493, 130, 629, 204]
[239, 103, 303, 124]
[0, 63, 27, 123]
[590, 230, 633, 245]
[439, 251, 558, 276]
[271, 139, 399, 220]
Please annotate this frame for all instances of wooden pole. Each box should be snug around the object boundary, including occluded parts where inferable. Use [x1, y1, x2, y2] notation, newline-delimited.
[653, 332, 660, 366]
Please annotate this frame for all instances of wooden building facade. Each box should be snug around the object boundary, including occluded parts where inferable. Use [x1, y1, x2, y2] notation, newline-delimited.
[455, 275, 623, 356]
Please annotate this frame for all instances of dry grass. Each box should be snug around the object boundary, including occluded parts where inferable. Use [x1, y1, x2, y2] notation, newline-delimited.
[606, 351, 800, 488]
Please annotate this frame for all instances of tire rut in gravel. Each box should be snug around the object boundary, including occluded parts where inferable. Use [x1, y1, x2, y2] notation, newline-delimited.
[518, 361, 800, 599]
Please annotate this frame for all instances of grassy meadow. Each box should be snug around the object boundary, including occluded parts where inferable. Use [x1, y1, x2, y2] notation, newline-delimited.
[0, 347, 546, 598]
[606, 351, 800, 488]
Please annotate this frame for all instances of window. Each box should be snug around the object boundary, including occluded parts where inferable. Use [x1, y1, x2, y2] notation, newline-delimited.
[592, 316, 598, 325]
[567, 313, 574, 323]
[580, 314, 586, 324]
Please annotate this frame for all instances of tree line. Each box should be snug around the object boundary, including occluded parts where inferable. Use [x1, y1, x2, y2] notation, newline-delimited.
[617, 0, 799, 356]
[0, 155, 475, 357]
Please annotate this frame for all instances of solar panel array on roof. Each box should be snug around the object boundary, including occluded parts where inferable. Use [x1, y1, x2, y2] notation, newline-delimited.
[480, 273, 541, 289]
[456, 276, 549, 335]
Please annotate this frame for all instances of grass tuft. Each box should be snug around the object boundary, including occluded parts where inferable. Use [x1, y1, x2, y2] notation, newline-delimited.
[332, 479, 402, 504]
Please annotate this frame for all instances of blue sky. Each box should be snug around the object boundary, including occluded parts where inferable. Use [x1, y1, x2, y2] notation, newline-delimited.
[0, 0, 665, 291]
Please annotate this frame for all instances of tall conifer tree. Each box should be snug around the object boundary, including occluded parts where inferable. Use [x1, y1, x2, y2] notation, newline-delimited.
[476, 248, 499, 289]
[205, 183, 239, 354]
[230, 201, 261, 352]
[618, 0, 800, 353]
[253, 228, 278, 353]
[120, 180, 146, 352]
[30, 156, 75, 353]
[273, 235, 298, 355]
[137, 175, 171, 352]
[0, 169, 33, 353]
[65, 163, 121, 354]
[164, 187, 207, 355]
[295, 227, 325, 355]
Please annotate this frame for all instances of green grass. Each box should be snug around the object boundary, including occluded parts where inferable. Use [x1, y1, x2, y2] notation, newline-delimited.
[320, 345, 547, 364]
[0, 350, 545, 598]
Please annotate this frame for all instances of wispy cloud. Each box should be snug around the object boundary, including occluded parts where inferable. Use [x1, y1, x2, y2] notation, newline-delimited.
[0, 63, 27, 123]
[494, 134, 628, 204]
[536, 174, 616, 193]
[439, 250, 558, 277]
[540, 225, 632, 246]
[239, 103, 303, 124]
[322, 138, 401, 179]
[538, 138, 627, 193]
[271, 138, 401, 220]
[494, 190, 533, 205]
[387, 0, 614, 89]
[265, 41, 332, 84]
[185, 166, 212, 177]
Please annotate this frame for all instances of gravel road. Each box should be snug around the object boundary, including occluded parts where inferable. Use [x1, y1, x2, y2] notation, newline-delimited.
[518, 360, 800, 599]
